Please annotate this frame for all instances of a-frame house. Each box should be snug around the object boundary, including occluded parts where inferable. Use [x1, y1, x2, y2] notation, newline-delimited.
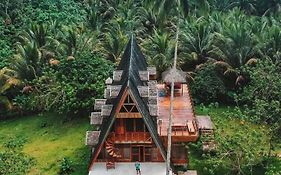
[86, 36, 199, 173]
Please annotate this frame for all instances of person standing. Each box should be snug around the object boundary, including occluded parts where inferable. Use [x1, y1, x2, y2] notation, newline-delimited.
[135, 161, 141, 175]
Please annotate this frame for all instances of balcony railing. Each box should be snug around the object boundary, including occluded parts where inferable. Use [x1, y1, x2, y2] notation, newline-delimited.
[158, 120, 198, 137]
[109, 132, 152, 143]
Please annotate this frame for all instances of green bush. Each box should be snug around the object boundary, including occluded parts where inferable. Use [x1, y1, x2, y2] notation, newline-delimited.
[238, 60, 281, 125]
[14, 52, 114, 115]
[190, 61, 230, 104]
[52, 53, 114, 115]
[0, 137, 35, 175]
[3, 137, 27, 150]
[59, 157, 73, 175]
[0, 39, 13, 69]
[265, 157, 281, 175]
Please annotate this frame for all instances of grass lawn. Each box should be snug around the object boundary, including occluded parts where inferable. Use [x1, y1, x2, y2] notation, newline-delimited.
[0, 106, 280, 175]
[188, 105, 273, 175]
[0, 113, 91, 175]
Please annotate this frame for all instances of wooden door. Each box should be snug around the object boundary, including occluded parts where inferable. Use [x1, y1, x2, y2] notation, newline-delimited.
[131, 146, 152, 162]
[131, 146, 144, 162]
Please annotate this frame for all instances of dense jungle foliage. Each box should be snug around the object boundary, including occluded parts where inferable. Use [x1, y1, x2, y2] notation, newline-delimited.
[0, 0, 280, 174]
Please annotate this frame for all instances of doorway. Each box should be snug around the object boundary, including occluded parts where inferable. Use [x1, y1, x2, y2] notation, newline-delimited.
[131, 146, 152, 162]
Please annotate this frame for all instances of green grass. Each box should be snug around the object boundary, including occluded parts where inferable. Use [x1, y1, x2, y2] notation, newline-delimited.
[188, 105, 273, 175]
[0, 106, 280, 175]
[0, 113, 91, 175]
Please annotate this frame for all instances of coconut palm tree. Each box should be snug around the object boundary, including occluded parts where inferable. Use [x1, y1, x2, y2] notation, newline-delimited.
[101, 24, 128, 63]
[143, 29, 175, 74]
[180, 16, 216, 69]
[211, 9, 261, 87]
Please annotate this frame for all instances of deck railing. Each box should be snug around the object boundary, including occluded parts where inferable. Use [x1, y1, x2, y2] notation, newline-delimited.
[109, 132, 152, 143]
[158, 120, 198, 136]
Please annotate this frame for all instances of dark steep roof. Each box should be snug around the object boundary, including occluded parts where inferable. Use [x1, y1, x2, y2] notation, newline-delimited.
[89, 35, 167, 170]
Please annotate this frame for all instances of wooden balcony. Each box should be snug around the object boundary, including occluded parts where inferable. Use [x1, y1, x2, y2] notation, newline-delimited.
[116, 113, 142, 118]
[109, 132, 152, 143]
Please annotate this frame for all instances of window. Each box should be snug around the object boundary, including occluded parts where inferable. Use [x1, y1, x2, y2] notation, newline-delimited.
[119, 94, 139, 113]
[126, 119, 134, 132]
[135, 118, 144, 132]
[123, 147, 130, 159]
[125, 118, 146, 132]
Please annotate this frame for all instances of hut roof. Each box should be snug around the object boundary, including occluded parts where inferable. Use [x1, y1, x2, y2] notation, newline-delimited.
[162, 68, 186, 83]
[89, 35, 167, 170]
[196, 115, 214, 130]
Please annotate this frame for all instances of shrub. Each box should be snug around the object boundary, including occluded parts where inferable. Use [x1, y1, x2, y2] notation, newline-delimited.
[0, 137, 35, 175]
[14, 52, 114, 116]
[59, 158, 73, 175]
[237, 60, 281, 125]
[190, 61, 229, 104]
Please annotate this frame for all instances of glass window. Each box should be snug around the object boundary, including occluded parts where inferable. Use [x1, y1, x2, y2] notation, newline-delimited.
[135, 118, 144, 132]
[123, 147, 130, 159]
[126, 119, 134, 132]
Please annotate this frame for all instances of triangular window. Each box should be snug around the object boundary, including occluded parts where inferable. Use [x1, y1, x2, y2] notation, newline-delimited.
[119, 94, 139, 113]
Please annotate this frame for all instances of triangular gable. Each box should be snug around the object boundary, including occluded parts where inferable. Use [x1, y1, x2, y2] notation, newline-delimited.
[119, 93, 139, 113]
[88, 35, 167, 171]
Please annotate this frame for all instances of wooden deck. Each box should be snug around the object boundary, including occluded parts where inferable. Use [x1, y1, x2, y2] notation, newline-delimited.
[157, 84, 199, 140]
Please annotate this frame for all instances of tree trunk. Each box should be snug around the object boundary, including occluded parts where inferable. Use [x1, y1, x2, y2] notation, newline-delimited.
[166, 81, 174, 175]
[166, 25, 179, 175]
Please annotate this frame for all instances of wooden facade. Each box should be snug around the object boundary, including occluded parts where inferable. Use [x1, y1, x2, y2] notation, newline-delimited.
[86, 36, 199, 172]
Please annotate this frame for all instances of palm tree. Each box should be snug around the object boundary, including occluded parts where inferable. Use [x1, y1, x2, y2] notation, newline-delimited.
[17, 22, 60, 61]
[11, 41, 43, 81]
[258, 19, 281, 62]
[211, 9, 261, 87]
[228, 0, 257, 14]
[137, 0, 165, 33]
[143, 29, 175, 74]
[101, 24, 128, 63]
[17, 23, 52, 48]
[58, 27, 78, 56]
[180, 16, 216, 69]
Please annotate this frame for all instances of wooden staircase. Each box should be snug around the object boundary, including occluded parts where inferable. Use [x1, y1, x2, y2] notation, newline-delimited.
[105, 138, 121, 169]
